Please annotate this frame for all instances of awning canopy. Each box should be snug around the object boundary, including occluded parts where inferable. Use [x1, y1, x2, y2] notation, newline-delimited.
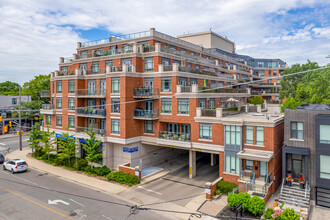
[237, 149, 273, 162]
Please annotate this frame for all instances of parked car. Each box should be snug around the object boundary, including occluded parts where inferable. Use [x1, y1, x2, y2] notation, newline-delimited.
[3, 159, 28, 173]
[0, 154, 4, 164]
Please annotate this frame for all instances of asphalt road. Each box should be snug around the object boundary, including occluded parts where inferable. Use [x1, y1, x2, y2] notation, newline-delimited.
[0, 135, 30, 156]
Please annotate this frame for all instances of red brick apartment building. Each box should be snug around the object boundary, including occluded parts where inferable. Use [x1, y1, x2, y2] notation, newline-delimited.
[40, 28, 285, 198]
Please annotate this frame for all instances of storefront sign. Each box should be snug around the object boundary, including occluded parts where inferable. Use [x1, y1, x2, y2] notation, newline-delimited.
[56, 133, 75, 140]
[78, 138, 103, 146]
[123, 147, 138, 153]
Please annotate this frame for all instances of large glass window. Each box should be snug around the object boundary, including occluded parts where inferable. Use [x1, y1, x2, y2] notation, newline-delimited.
[46, 115, 51, 126]
[320, 155, 330, 179]
[225, 125, 241, 145]
[161, 99, 172, 114]
[68, 116, 75, 128]
[190, 78, 197, 85]
[80, 50, 88, 59]
[320, 125, 330, 144]
[246, 160, 253, 170]
[225, 155, 239, 174]
[144, 121, 154, 134]
[68, 98, 75, 110]
[259, 70, 265, 76]
[61, 66, 68, 75]
[161, 77, 171, 92]
[111, 119, 120, 134]
[56, 98, 62, 109]
[256, 126, 264, 145]
[12, 98, 17, 105]
[92, 62, 99, 74]
[56, 81, 62, 93]
[178, 99, 189, 115]
[161, 57, 170, 66]
[144, 57, 154, 72]
[199, 124, 212, 140]
[68, 80, 75, 93]
[111, 78, 120, 93]
[209, 98, 215, 109]
[291, 122, 303, 140]
[246, 126, 253, 144]
[111, 98, 120, 113]
[56, 115, 62, 126]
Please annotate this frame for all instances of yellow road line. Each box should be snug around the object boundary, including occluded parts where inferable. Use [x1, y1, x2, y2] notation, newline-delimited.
[0, 185, 71, 219]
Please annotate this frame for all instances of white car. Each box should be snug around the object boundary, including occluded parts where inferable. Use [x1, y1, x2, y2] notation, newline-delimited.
[3, 159, 28, 173]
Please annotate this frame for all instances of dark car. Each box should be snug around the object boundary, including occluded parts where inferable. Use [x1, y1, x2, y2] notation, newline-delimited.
[0, 154, 4, 164]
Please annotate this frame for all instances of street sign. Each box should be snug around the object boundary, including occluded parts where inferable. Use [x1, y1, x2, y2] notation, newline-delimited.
[235, 203, 243, 218]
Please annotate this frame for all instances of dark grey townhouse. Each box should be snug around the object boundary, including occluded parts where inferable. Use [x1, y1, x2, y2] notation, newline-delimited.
[282, 104, 330, 207]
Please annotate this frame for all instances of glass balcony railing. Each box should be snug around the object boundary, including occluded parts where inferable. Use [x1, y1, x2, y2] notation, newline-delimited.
[77, 48, 133, 59]
[40, 90, 50, 97]
[75, 126, 105, 136]
[158, 131, 191, 142]
[133, 109, 159, 119]
[41, 104, 54, 110]
[76, 108, 106, 117]
[133, 87, 159, 97]
[76, 89, 106, 97]
[201, 109, 217, 117]
[198, 87, 247, 94]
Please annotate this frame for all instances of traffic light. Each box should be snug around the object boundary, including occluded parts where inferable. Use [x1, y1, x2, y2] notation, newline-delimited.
[9, 121, 12, 127]
[4, 126, 8, 133]
[0, 116, 2, 122]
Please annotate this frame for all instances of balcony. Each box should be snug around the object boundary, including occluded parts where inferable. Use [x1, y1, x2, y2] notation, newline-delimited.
[201, 109, 217, 117]
[40, 104, 55, 114]
[198, 87, 247, 94]
[40, 90, 50, 98]
[76, 48, 133, 60]
[159, 131, 191, 142]
[75, 126, 105, 136]
[133, 87, 159, 98]
[76, 108, 106, 118]
[142, 46, 155, 52]
[76, 89, 106, 98]
[196, 107, 243, 119]
[133, 109, 159, 120]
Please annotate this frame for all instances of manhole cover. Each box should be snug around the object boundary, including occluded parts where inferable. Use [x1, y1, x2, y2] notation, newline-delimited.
[69, 212, 77, 216]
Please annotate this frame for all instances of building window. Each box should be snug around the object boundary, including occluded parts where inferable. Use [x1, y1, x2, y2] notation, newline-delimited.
[169, 45, 176, 50]
[56, 98, 62, 109]
[61, 66, 68, 75]
[225, 155, 239, 174]
[68, 98, 75, 110]
[56, 115, 62, 126]
[320, 155, 330, 179]
[199, 124, 212, 140]
[46, 115, 51, 126]
[320, 125, 330, 144]
[81, 50, 88, 59]
[209, 98, 215, 109]
[56, 81, 62, 93]
[68, 80, 75, 93]
[111, 119, 120, 134]
[259, 70, 265, 76]
[161, 99, 172, 114]
[225, 125, 241, 146]
[161, 57, 170, 66]
[111, 98, 120, 113]
[190, 78, 197, 85]
[144, 121, 154, 134]
[161, 77, 171, 92]
[144, 57, 154, 72]
[111, 78, 120, 93]
[246, 160, 253, 170]
[12, 98, 17, 105]
[178, 99, 189, 115]
[291, 122, 303, 140]
[92, 62, 99, 74]
[246, 126, 254, 144]
[68, 116, 75, 128]
[256, 126, 264, 145]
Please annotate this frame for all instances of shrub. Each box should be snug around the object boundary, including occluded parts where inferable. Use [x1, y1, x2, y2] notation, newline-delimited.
[238, 192, 250, 211]
[264, 208, 274, 219]
[106, 171, 139, 186]
[81, 165, 93, 174]
[53, 157, 68, 166]
[248, 196, 265, 216]
[227, 193, 240, 208]
[72, 159, 88, 171]
[93, 166, 111, 176]
[217, 180, 238, 195]
[215, 189, 220, 195]
[280, 208, 300, 220]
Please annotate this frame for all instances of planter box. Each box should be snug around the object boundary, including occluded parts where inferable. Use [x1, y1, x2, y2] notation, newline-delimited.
[286, 181, 293, 186]
[300, 182, 305, 189]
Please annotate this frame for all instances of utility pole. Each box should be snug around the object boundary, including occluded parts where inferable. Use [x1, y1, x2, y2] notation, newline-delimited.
[19, 86, 22, 151]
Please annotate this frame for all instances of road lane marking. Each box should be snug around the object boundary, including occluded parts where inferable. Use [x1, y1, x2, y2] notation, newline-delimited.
[69, 198, 85, 207]
[137, 186, 163, 195]
[0, 185, 72, 219]
[102, 215, 113, 220]
[48, 199, 70, 205]
[0, 170, 50, 190]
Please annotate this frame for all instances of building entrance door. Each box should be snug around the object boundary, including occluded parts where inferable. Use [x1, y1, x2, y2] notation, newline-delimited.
[292, 154, 302, 181]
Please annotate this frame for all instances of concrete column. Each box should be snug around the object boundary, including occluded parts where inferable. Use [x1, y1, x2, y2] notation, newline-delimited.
[139, 45, 143, 53]
[215, 60, 219, 65]
[189, 150, 196, 178]
[196, 107, 202, 117]
[211, 153, 214, 167]
[233, 75, 237, 80]
[250, 70, 253, 74]
[158, 64, 164, 72]
[247, 88, 251, 94]
[257, 104, 262, 113]
[216, 108, 222, 118]
[233, 65, 237, 70]
[192, 84, 198, 93]
[244, 61, 247, 65]
[176, 85, 182, 94]
[50, 72, 54, 78]
[73, 53, 77, 61]
[123, 64, 128, 73]
[106, 65, 111, 74]
[155, 43, 161, 52]
[59, 57, 64, 64]
[173, 63, 179, 72]
[55, 70, 59, 76]
[75, 68, 79, 76]
[150, 27, 156, 36]
[131, 65, 136, 73]
[264, 99, 267, 110]
[133, 44, 138, 53]
[245, 104, 249, 113]
[82, 69, 87, 75]
[77, 42, 82, 48]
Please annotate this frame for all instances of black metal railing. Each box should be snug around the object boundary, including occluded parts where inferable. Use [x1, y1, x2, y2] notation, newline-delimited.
[133, 87, 159, 97]
[158, 131, 191, 142]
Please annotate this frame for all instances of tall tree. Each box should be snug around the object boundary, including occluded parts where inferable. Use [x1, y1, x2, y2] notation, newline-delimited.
[12, 101, 40, 120]
[28, 122, 42, 155]
[58, 132, 77, 166]
[41, 125, 56, 160]
[82, 123, 102, 167]
[0, 81, 20, 95]
[280, 60, 330, 112]
[248, 96, 264, 105]
[22, 74, 50, 101]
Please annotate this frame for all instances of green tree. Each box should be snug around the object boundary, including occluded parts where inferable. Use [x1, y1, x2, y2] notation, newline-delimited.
[58, 132, 77, 166]
[41, 125, 56, 160]
[22, 74, 50, 101]
[0, 81, 20, 95]
[12, 101, 40, 120]
[28, 122, 42, 155]
[280, 60, 330, 112]
[82, 123, 102, 167]
[248, 96, 264, 105]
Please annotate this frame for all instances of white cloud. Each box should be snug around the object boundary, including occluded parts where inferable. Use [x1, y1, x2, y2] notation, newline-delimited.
[0, 0, 329, 84]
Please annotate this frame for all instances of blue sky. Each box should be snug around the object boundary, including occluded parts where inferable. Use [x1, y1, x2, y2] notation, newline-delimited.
[0, 0, 329, 84]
